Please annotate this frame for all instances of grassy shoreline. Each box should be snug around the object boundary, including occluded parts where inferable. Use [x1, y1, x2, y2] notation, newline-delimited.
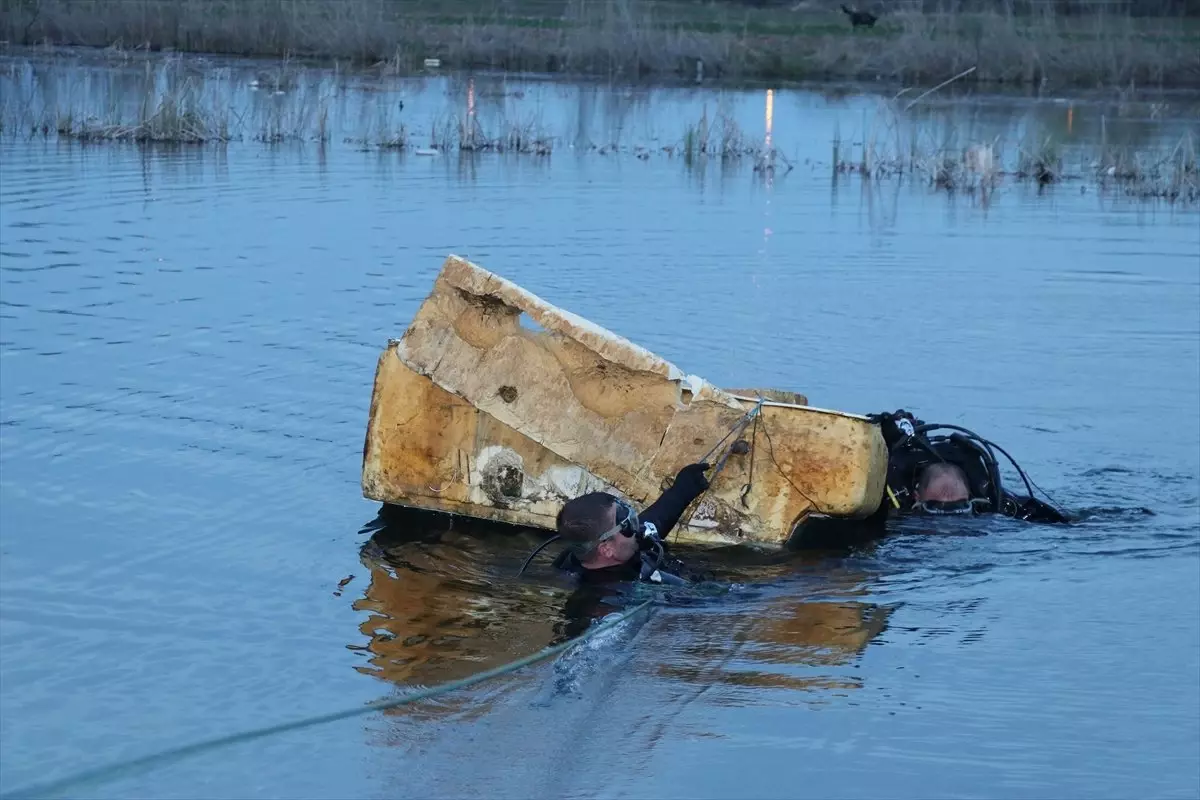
[3, 0, 1200, 89]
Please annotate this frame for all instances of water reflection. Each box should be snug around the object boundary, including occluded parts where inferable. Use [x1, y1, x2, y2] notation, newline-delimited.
[6, 47, 1195, 188]
[351, 506, 894, 705]
[764, 88, 774, 153]
[650, 573, 893, 697]
[352, 507, 567, 687]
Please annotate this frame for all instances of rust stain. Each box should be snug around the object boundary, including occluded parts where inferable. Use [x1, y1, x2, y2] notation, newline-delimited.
[727, 387, 808, 406]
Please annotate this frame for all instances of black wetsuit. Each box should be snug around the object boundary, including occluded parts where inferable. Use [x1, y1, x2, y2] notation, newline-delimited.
[551, 467, 714, 585]
[869, 409, 1070, 525]
[549, 469, 725, 642]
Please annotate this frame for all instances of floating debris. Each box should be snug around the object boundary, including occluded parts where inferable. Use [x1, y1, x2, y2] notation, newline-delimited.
[361, 255, 889, 549]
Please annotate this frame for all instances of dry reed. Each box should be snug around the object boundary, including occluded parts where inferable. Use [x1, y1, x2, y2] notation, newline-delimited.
[830, 91, 1198, 202]
[3, 53, 1194, 202]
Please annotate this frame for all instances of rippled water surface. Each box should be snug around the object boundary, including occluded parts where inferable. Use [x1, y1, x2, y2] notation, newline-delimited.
[1, 50, 1199, 800]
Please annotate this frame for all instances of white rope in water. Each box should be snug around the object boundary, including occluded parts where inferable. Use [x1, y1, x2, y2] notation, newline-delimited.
[2, 599, 656, 800]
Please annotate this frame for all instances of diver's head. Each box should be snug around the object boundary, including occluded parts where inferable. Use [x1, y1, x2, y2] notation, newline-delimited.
[914, 462, 971, 504]
[556, 492, 640, 569]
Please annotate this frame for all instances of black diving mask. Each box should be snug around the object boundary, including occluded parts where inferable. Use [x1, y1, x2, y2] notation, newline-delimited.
[596, 497, 640, 543]
[913, 498, 991, 516]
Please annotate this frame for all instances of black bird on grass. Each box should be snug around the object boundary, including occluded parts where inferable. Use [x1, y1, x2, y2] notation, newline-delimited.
[841, 4, 878, 28]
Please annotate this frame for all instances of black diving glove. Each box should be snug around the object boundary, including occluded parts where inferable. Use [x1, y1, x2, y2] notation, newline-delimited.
[639, 462, 711, 542]
[868, 409, 921, 449]
[672, 462, 711, 496]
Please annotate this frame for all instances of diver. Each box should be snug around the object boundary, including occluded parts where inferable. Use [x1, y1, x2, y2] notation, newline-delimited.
[866, 409, 1070, 524]
[554, 462, 718, 584]
[519, 462, 716, 587]
[537, 462, 744, 643]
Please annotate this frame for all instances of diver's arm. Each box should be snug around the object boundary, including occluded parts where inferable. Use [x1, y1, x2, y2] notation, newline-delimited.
[640, 463, 711, 538]
[1002, 490, 1071, 524]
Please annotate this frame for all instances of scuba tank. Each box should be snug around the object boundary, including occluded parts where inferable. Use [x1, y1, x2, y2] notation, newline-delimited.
[869, 410, 1070, 524]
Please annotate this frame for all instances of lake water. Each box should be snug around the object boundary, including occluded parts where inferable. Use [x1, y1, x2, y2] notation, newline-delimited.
[1, 48, 1198, 800]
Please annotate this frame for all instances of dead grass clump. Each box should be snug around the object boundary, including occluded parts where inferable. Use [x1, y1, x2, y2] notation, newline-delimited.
[436, 113, 553, 155]
[344, 124, 410, 150]
[253, 81, 333, 144]
[493, 120, 553, 155]
[918, 143, 1001, 193]
[58, 79, 231, 143]
[831, 88, 1197, 204]
[1016, 135, 1065, 185]
[831, 109, 918, 180]
[3, 57, 352, 146]
[1095, 132, 1199, 201]
[676, 103, 794, 178]
[682, 104, 755, 161]
[342, 89, 412, 150]
[376, 125, 410, 149]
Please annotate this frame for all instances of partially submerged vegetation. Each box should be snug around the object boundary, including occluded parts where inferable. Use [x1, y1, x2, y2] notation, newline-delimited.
[51, 83, 231, 142]
[10, 62, 319, 144]
[1091, 130, 1198, 201]
[1, 54, 1194, 203]
[831, 96, 1199, 202]
[346, 114, 554, 154]
[431, 112, 554, 154]
[2, 55, 560, 153]
[3, 0, 1199, 88]
[676, 100, 793, 174]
